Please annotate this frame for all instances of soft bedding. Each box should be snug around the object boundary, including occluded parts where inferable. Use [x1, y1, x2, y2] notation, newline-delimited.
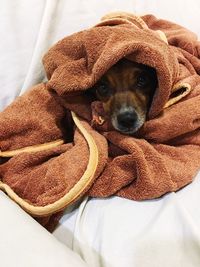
[1, 1, 200, 267]
[0, 192, 88, 267]
[54, 172, 200, 267]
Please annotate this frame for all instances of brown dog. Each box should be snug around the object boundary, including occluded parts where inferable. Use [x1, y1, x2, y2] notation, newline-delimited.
[93, 59, 158, 134]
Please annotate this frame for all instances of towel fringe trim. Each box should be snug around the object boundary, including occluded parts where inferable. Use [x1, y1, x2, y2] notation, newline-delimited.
[0, 139, 64, 157]
[96, 12, 168, 44]
[0, 112, 99, 216]
[164, 82, 191, 108]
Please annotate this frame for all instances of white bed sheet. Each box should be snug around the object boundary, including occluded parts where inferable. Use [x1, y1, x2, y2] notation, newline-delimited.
[54, 171, 200, 267]
[0, 191, 88, 267]
[1, 1, 200, 266]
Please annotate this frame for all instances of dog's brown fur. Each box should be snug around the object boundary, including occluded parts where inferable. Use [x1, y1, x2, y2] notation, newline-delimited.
[94, 59, 158, 134]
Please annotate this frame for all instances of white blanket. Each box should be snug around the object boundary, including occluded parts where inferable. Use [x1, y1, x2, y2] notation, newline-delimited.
[0, 191, 88, 267]
[54, 172, 200, 267]
[1, 1, 200, 266]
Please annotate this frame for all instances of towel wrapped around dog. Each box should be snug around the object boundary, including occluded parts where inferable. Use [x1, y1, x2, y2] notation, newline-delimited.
[0, 12, 200, 231]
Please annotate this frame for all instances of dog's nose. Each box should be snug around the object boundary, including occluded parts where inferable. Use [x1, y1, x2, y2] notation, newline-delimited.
[117, 111, 138, 129]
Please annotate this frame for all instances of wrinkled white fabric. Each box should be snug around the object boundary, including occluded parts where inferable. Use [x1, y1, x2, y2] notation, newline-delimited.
[1, 1, 200, 266]
[55, 172, 200, 267]
[0, 191, 88, 267]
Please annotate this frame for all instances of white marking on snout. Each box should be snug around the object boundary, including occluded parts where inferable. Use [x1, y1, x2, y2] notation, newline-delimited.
[111, 105, 146, 134]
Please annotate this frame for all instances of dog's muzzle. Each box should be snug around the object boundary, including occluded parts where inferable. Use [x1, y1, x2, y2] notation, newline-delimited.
[117, 110, 137, 128]
[111, 107, 145, 134]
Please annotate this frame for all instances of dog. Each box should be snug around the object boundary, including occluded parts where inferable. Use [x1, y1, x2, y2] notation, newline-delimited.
[93, 59, 158, 134]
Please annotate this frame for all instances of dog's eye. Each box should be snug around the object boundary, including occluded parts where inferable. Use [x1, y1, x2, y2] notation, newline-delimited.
[96, 82, 111, 98]
[136, 74, 148, 88]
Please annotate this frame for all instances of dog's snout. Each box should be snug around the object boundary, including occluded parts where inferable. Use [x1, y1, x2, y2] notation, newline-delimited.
[117, 110, 137, 129]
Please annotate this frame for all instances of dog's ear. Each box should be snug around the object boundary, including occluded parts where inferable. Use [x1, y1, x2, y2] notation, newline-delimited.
[84, 87, 97, 101]
[149, 68, 158, 90]
[146, 67, 158, 111]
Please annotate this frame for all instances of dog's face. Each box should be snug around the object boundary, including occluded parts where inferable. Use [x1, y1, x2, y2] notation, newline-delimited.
[94, 59, 157, 134]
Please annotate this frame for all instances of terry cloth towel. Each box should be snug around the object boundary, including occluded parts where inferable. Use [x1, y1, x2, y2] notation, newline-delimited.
[0, 12, 200, 231]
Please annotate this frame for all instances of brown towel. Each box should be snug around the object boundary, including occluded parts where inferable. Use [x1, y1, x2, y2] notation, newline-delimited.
[0, 12, 200, 231]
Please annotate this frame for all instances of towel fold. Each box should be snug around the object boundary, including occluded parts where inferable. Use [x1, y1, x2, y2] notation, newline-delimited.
[0, 12, 200, 231]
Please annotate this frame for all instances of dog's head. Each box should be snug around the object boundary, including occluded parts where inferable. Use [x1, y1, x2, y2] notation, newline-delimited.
[93, 59, 158, 134]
